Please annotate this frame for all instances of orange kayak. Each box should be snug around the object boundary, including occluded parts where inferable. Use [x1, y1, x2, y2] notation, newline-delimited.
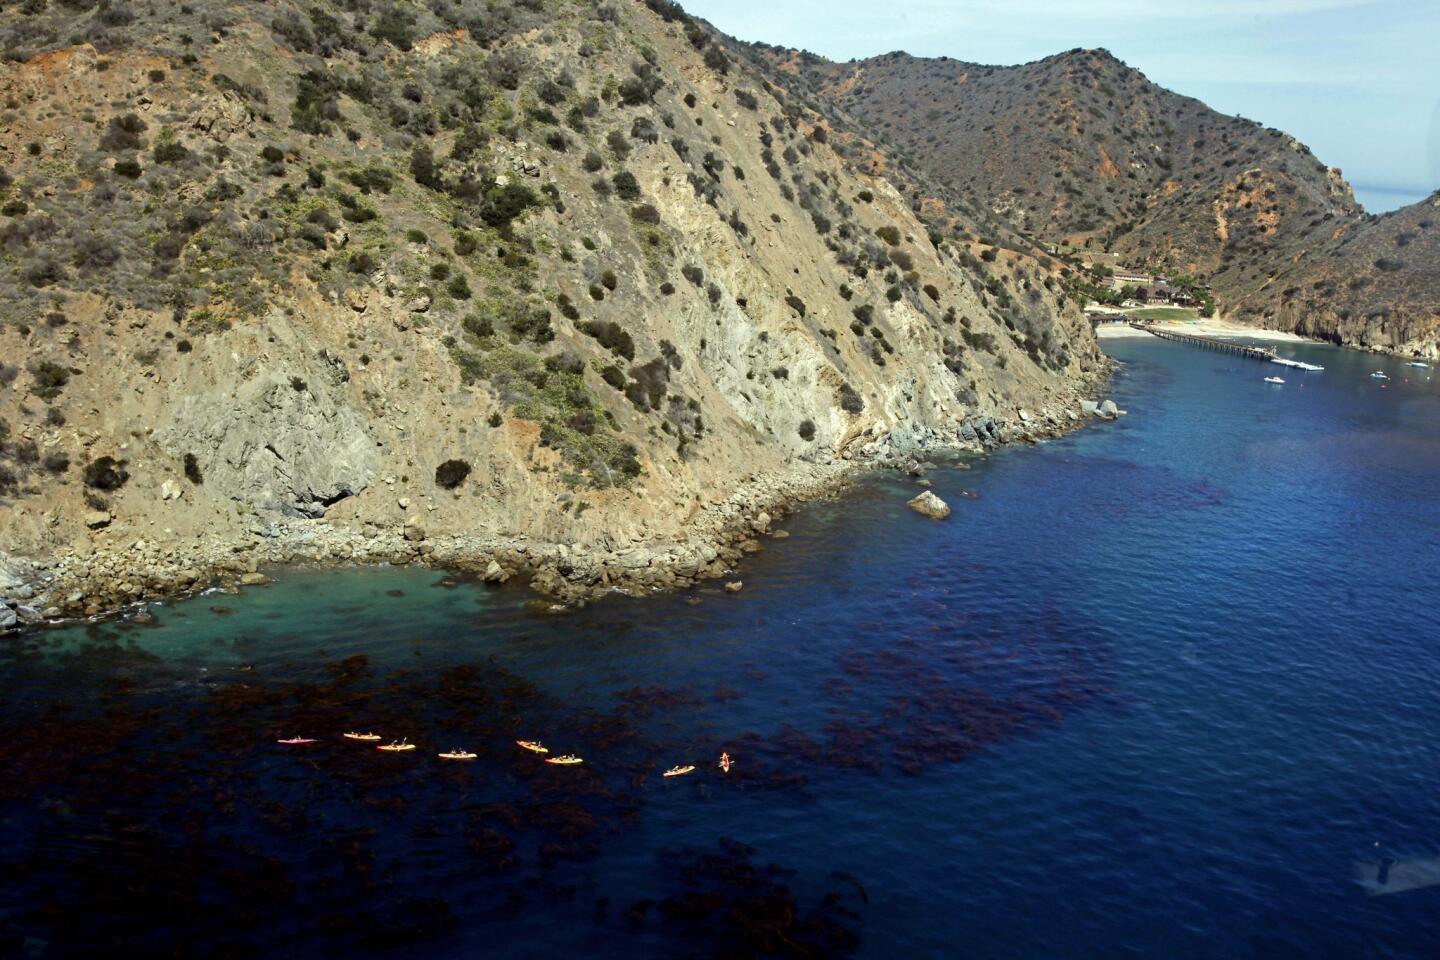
[377, 741, 416, 753]
[544, 755, 583, 766]
[663, 765, 695, 778]
[343, 732, 381, 742]
[516, 740, 549, 754]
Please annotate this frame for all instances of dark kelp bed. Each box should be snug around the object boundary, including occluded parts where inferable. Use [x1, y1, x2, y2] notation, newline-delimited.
[0, 563, 1111, 957]
[6, 335, 1440, 958]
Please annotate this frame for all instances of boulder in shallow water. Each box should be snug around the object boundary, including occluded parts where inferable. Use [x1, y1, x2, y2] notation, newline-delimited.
[907, 490, 951, 520]
[239, 572, 271, 586]
[0, 606, 17, 630]
[724, 581, 744, 594]
[1098, 399, 1120, 419]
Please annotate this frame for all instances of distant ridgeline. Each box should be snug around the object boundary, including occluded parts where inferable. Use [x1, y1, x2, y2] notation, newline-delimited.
[748, 45, 1439, 357]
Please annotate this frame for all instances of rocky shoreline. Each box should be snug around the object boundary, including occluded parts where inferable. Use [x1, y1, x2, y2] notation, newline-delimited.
[1, 397, 1117, 633]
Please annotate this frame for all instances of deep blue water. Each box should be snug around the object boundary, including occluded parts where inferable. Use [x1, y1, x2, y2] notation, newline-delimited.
[3, 336, 1440, 958]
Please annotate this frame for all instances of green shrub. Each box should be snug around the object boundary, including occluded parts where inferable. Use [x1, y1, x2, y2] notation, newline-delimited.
[876, 225, 901, 245]
[580, 320, 635, 360]
[435, 459, 472, 489]
[630, 203, 661, 224]
[30, 361, 68, 399]
[462, 313, 494, 338]
[612, 170, 641, 200]
[480, 182, 540, 229]
[600, 364, 626, 390]
[798, 419, 815, 441]
[183, 453, 203, 484]
[153, 133, 189, 164]
[99, 113, 147, 152]
[83, 456, 129, 491]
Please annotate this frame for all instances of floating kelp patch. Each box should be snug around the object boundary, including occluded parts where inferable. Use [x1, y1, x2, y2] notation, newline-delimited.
[633, 838, 865, 957]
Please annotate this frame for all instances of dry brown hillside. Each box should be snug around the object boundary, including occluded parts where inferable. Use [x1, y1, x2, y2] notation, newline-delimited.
[752, 44, 1438, 356]
[1231, 191, 1440, 352]
[0, 0, 1107, 623]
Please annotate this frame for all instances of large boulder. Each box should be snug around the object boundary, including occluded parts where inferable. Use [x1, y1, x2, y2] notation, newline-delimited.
[907, 490, 951, 519]
[0, 605, 17, 630]
[0, 552, 35, 598]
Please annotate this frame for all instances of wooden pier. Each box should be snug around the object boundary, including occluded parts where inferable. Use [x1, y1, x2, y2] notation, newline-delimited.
[1131, 323, 1277, 362]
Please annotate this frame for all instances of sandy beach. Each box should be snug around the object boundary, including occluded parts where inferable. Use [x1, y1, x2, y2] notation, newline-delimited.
[1095, 317, 1315, 344]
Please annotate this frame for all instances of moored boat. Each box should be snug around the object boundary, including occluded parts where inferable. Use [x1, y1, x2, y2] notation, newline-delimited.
[1264, 376, 1285, 384]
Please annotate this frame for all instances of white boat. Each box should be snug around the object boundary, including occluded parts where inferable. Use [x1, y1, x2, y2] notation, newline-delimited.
[1371, 371, 1390, 380]
[1407, 361, 1430, 368]
[1264, 376, 1285, 384]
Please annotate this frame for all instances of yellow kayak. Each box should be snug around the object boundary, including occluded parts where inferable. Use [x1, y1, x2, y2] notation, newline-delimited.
[438, 750, 477, 761]
[344, 732, 381, 742]
[544, 755, 583, 766]
[663, 765, 695, 778]
[516, 740, 549, 754]
[377, 741, 416, 753]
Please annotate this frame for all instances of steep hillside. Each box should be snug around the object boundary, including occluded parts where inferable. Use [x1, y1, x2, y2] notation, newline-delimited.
[754, 45, 1437, 356]
[1230, 191, 1440, 352]
[0, 0, 1106, 623]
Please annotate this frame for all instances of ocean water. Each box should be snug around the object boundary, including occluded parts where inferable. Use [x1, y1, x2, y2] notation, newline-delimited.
[3, 336, 1440, 958]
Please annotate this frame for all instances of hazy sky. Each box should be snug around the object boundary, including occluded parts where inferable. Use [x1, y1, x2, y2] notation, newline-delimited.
[683, 0, 1440, 214]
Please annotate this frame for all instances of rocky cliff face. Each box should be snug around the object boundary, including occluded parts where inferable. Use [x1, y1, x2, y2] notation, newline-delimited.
[0, 0, 1107, 623]
[757, 45, 1437, 356]
[1228, 191, 1440, 356]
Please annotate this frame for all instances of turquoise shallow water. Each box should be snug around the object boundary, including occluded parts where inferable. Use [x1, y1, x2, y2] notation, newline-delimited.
[3, 335, 1440, 958]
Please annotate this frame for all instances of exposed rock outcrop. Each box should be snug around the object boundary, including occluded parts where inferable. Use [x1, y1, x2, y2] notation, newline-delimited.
[907, 490, 952, 519]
